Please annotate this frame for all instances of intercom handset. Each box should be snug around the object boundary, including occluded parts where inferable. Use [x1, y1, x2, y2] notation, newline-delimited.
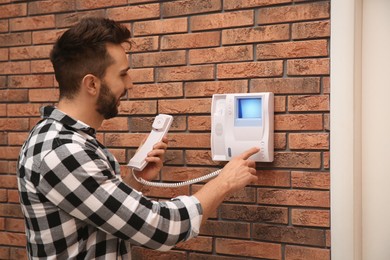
[128, 114, 173, 171]
[211, 92, 274, 162]
[128, 114, 221, 187]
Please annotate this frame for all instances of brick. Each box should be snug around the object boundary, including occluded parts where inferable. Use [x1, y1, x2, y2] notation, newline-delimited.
[29, 0, 76, 14]
[189, 253, 246, 260]
[0, 119, 29, 131]
[31, 60, 54, 73]
[131, 247, 186, 260]
[326, 230, 331, 247]
[107, 149, 126, 163]
[9, 248, 27, 260]
[217, 61, 283, 79]
[5, 218, 24, 232]
[323, 76, 330, 94]
[258, 188, 329, 207]
[169, 133, 210, 148]
[0, 104, 5, 116]
[99, 117, 129, 131]
[132, 50, 186, 68]
[0, 133, 6, 145]
[191, 10, 254, 31]
[29, 88, 59, 102]
[0, 20, 8, 33]
[255, 170, 290, 187]
[175, 236, 212, 252]
[188, 116, 210, 131]
[142, 185, 189, 198]
[222, 24, 289, 45]
[10, 45, 51, 60]
[0, 32, 31, 47]
[185, 80, 248, 97]
[32, 29, 67, 44]
[0, 61, 30, 74]
[258, 2, 330, 24]
[0, 161, 8, 174]
[285, 245, 330, 260]
[274, 133, 287, 149]
[105, 133, 145, 147]
[201, 220, 250, 238]
[106, 4, 160, 21]
[253, 224, 326, 246]
[324, 113, 330, 131]
[288, 58, 330, 75]
[162, 150, 185, 165]
[292, 20, 330, 40]
[0, 48, 8, 61]
[291, 171, 330, 190]
[0, 76, 6, 88]
[76, 0, 126, 10]
[292, 209, 330, 228]
[7, 103, 42, 117]
[224, 0, 291, 10]
[129, 83, 183, 99]
[0, 89, 28, 102]
[216, 238, 281, 259]
[162, 0, 221, 17]
[10, 15, 55, 32]
[0, 3, 27, 19]
[289, 133, 329, 150]
[162, 166, 216, 182]
[185, 150, 221, 166]
[159, 98, 211, 114]
[133, 18, 187, 36]
[128, 115, 186, 132]
[0, 232, 25, 247]
[257, 40, 328, 60]
[8, 132, 28, 146]
[161, 31, 220, 50]
[129, 68, 154, 83]
[251, 77, 320, 94]
[129, 0, 159, 3]
[272, 152, 321, 169]
[274, 97, 286, 113]
[55, 10, 106, 28]
[129, 36, 159, 53]
[189, 45, 253, 64]
[157, 65, 214, 82]
[9, 75, 54, 89]
[0, 191, 5, 202]
[293, 88, 322, 108]
[275, 114, 323, 130]
[7, 190, 20, 203]
[118, 100, 157, 115]
[221, 204, 288, 223]
[224, 187, 257, 203]
[0, 247, 9, 260]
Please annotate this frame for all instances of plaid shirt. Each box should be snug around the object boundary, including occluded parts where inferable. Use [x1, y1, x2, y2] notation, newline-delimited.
[17, 106, 202, 260]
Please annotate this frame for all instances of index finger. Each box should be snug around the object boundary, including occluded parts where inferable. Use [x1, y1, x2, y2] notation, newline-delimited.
[237, 147, 260, 160]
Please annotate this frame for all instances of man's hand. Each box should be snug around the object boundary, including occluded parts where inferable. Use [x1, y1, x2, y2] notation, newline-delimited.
[133, 136, 168, 181]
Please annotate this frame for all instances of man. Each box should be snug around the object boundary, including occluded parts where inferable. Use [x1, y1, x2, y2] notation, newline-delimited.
[17, 17, 259, 259]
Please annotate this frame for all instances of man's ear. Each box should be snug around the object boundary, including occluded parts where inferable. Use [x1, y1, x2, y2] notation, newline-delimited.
[81, 74, 100, 96]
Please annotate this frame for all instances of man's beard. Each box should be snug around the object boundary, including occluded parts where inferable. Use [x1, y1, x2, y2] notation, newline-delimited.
[96, 82, 122, 120]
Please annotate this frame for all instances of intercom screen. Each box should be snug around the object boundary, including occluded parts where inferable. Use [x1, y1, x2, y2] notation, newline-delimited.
[237, 98, 262, 119]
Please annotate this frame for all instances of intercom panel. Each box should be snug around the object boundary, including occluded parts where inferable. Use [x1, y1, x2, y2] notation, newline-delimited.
[211, 92, 274, 162]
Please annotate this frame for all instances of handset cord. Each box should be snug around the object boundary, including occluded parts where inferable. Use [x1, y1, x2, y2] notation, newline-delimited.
[131, 168, 222, 188]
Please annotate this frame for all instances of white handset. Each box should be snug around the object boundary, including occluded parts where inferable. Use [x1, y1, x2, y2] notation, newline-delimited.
[127, 114, 222, 187]
[127, 114, 173, 171]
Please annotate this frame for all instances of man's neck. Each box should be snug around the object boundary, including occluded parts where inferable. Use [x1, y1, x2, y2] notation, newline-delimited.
[57, 98, 103, 129]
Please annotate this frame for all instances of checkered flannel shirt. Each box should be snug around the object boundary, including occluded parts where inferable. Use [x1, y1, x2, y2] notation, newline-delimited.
[17, 106, 203, 259]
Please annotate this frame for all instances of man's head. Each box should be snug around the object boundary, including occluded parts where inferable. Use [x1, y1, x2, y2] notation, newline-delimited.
[50, 17, 131, 119]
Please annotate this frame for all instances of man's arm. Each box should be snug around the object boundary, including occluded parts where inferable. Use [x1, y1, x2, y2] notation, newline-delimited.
[194, 147, 259, 224]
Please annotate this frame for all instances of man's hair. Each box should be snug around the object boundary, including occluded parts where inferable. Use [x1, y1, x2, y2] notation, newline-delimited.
[50, 17, 131, 99]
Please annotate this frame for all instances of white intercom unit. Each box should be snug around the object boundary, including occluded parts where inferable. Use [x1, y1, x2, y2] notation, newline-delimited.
[211, 92, 274, 162]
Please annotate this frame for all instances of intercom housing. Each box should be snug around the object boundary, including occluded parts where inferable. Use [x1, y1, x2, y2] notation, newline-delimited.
[211, 92, 274, 162]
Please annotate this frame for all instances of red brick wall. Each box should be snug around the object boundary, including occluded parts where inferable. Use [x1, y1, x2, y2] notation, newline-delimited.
[0, 0, 330, 259]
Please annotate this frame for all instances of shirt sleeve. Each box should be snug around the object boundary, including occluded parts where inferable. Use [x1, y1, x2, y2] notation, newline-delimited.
[37, 142, 203, 251]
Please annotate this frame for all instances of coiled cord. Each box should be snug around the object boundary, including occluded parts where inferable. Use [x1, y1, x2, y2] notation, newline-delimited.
[131, 168, 222, 188]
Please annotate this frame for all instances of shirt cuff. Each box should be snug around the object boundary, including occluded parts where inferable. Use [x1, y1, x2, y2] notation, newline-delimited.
[174, 195, 203, 241]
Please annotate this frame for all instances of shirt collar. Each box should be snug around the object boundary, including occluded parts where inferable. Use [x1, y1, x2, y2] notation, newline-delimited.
[41, 106, 97, 137]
